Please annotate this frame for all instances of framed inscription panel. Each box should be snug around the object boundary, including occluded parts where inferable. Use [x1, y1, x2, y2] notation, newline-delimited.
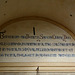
[0, 16, 75, 72]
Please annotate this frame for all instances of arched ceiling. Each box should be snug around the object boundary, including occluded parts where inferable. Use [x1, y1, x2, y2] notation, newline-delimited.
[0, 0, 75, 34]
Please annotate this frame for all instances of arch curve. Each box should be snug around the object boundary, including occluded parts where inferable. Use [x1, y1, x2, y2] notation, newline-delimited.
[0, 16, 75, 40]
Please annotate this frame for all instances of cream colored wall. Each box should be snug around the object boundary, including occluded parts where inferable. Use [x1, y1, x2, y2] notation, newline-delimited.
[0, 0, 75, 34]
[0, 0, 75, 74]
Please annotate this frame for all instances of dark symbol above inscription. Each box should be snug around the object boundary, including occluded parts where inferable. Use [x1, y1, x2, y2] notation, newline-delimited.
[33, 27, 35, 35]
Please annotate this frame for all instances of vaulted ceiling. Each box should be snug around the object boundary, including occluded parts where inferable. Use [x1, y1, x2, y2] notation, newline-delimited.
[0, 0, 75, 35]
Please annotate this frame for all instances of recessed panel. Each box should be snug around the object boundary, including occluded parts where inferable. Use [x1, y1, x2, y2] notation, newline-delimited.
[0, 20, 75, 62]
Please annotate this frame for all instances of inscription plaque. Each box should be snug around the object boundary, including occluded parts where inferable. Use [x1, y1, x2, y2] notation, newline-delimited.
[0, 19, 75, 62]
